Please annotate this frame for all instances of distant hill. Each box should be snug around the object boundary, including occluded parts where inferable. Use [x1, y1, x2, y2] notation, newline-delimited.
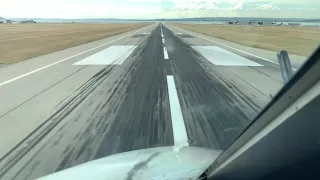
[304, 19, 320, 22]
[9, 18, 33, 21]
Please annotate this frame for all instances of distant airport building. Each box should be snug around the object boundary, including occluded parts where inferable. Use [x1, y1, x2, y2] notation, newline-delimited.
[263, 21, 273, 25]
[227, 20, 276, 26]
[256, 21, 273, 25]
[248, 22, 256, 25]
[0, 17, 5, 23]
[0, 18, 12, 24]
[21, 19, 36, 23]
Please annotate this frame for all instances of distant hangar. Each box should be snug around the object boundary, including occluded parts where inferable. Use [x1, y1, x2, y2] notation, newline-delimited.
[0, 17, 12, 24]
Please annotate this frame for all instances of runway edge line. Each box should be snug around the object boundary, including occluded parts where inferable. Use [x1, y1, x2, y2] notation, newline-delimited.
[0, 24, 155, 88]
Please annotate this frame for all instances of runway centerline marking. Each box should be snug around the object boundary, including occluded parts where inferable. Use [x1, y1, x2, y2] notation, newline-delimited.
[160, 26, 164, 37]
[167, 75, 189, 147]
[0, 25, 154, 87]
[163, 47, 169, 59]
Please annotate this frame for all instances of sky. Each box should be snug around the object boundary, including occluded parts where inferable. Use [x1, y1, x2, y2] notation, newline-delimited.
[0, 0, 319, 19]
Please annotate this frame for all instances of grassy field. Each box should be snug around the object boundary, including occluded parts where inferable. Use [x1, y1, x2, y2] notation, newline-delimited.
[172, 23, 320, 57]
[0, 23, 151, 64]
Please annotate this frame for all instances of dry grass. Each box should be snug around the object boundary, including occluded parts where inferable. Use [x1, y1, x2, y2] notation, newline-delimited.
[0, 23, 151, 64]
[172, 23, 320, 57]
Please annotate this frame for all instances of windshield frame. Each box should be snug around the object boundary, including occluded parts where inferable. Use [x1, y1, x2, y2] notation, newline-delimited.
[205, 45, 320, 179]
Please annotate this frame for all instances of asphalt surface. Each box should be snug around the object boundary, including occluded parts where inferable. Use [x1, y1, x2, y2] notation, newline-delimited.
[0, 24, 284, 179]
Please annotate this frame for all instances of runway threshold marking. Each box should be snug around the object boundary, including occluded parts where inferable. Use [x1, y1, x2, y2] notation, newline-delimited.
[171, 26, 276, 64]
[169, 25, 299, 70]
[192, 46, 263, 66]
[167, 75, 189, 147]
[0, 25, 154, 87]
[73, 46, 136, 65]
[163, 47, 169, 59]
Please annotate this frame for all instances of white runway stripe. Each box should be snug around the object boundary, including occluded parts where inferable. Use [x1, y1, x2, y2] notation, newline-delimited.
[192, 46, 263, 66]
[0, 25, 154, 87]
[170, 25, 300, 69]
[160, 27, 164, 37]
[73, 46, 136, 65]
[163, 47, 169, 59]
[167, 75, 189, 147]
[162, 38, 165, 44]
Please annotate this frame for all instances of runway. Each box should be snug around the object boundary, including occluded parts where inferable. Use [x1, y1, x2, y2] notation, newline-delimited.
[0, 23, 288, 179]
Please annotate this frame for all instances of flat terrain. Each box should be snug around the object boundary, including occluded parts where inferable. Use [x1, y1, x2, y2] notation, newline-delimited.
[171, 23, 320, 57]
[0, 24, 285, 179]
[0, 23, 150, 64]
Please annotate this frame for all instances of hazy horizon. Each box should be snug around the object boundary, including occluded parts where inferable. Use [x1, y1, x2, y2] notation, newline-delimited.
[0, 0, 319, 19]
[3, 17, 319, 20]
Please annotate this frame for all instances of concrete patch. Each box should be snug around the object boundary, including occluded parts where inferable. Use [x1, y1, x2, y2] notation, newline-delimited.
[131, 34, 148, 38]
[178, 34, 194, 38]
[175, 33, 194, 38]
[192, 46, 263, 66]
[73, 46, 137, 65]
[0, 64, 8, 69]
